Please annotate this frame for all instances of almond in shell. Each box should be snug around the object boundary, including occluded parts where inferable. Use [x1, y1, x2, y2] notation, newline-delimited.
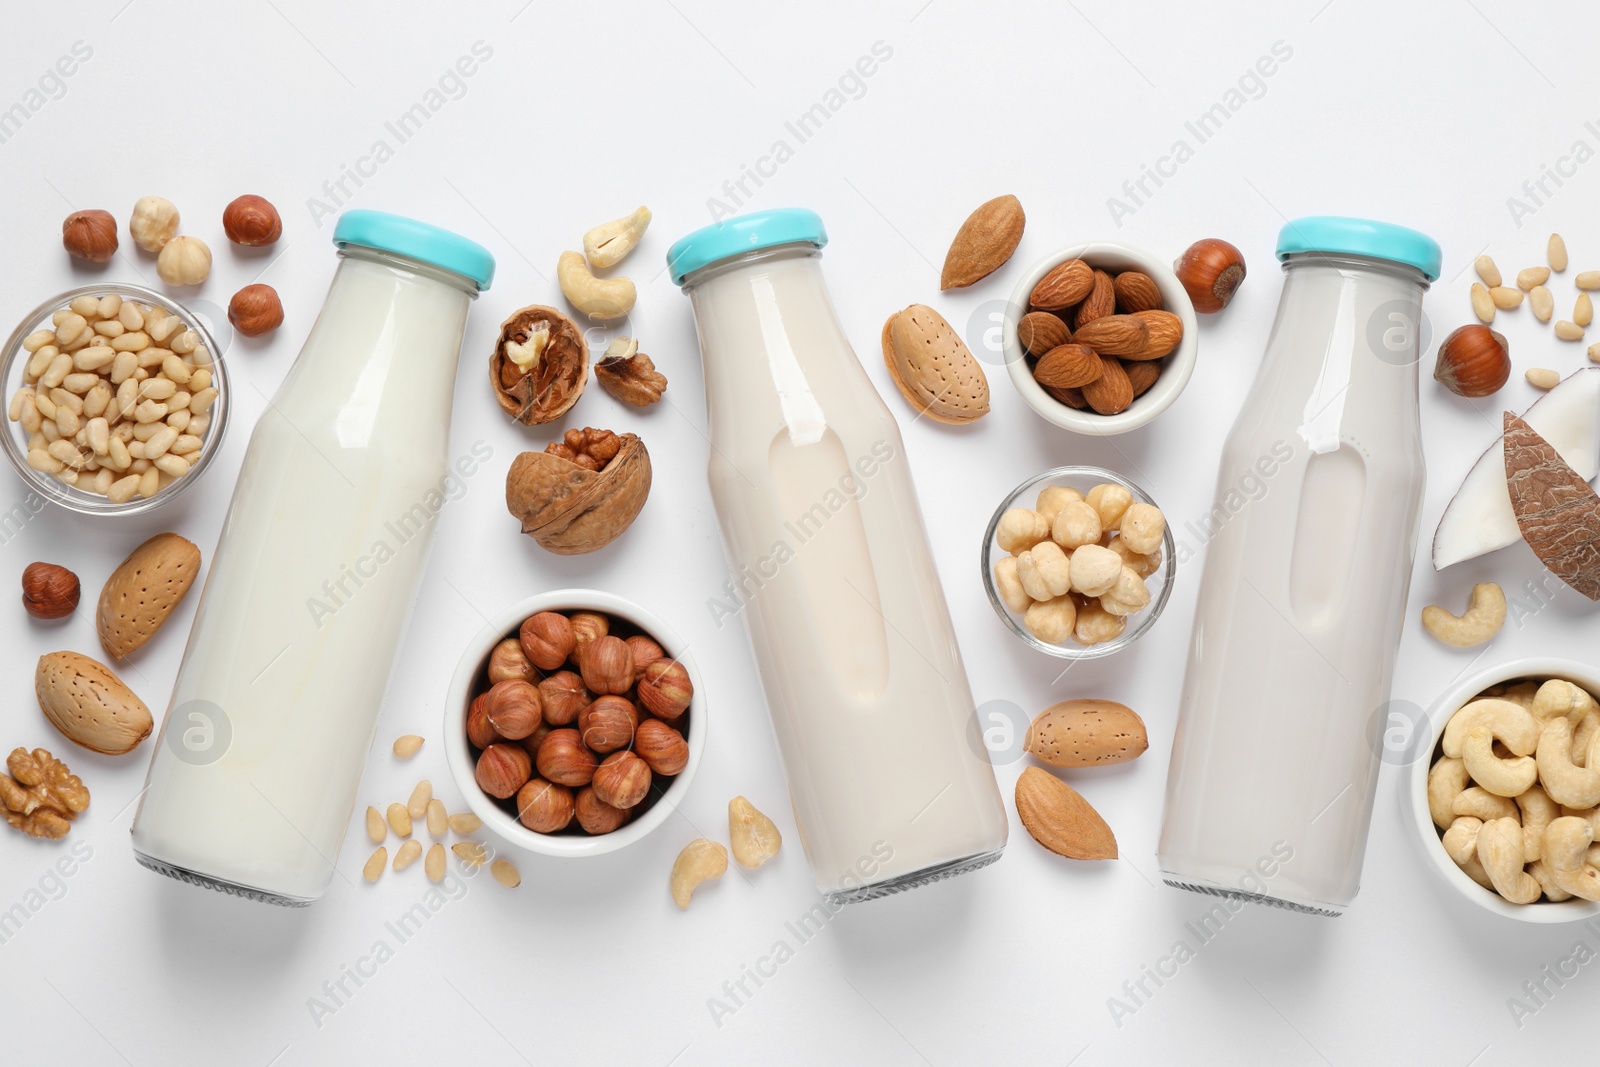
[1071, 315, 1149, 357]
[941, 194, 1025, 290]
[1073, 270, 1115, 330]
[1025, 699, 1148, 768]
[1125, 309, 1183, 360]
[881, 305, 989, 424]
[97, 532, 201, 659]
[1033, 345, 1103, 390]
[36, 650, 153, 755]
[1029, 259, 1094, 311]
[1017, 311, 1072, 357]
[1080, 356, 1134, 415]
[1014, 766, 1116, 860]
[1112, 271, 1163, 314]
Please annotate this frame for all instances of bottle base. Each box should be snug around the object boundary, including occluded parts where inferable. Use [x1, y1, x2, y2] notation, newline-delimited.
[134, 850, 315, 908]
[1160, 872, 1344, 918]
[826, 846, 1004, 906]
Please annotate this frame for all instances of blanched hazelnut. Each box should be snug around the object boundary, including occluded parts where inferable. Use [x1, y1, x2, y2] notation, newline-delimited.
[484, 679, 542, 740]
[62, 210, 118, 263]
[635, 718, 689, 776]
[993, 556, 1033, 614]
[579, 694, 638, 754]
[156, 236, 211, 286]
[1099, 566, 1151, 616]
[516, 778, 574, 833]
[129, 196, 180, 252]
[520, 611, 575, 670]
[1035, 485, 1083, 526]
[574, 786, 629, 834]
[637, 660, 692, 722]
[222, 194, 282, 246]
[579, 634, 634, 695]
[591, 750, 651, 809]
[997, 507, 1050, 554]
[538, 669, 590, 726]
[1024, 595, 1077, 643]
[1016, 541, 1071, 600]
[1108, 537, 1162, 579]
[465, 693, 502, 748]
[1119, 503, 1166, 555]
[1074, 600, 1127, 645]
[535, 728, 597, 787]
[475, 743, 531, 799]
[487, 637, 537, 684]
[1069, 544, 1123, 597]
[228, 284, 283, 337]
[1051, 499, 1102, 549]
[1086, 483, 1133, 530]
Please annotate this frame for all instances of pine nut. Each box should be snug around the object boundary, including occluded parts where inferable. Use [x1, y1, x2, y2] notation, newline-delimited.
[74, 347, 115, 372]
[170, 328, 197, 355]
[1555, 320, 1585, 341]
[189, 368, 211, 393]
[1591, 343, 1600, 363]
[147, 313, 179, 343]
[134, 399, 168, 424]
[447, 813, 482, 834]
[106, 437, 130, 471]
[491, 858, 521, 888]
[1577, 293, 1593, 327]
[55, 468, 78, 487]
[426, 799, 447, 836]
[83, 382, 110, 418]
[1527, 368, 1561, 389]
[1518, 266, 1551, 290]
[1577, 271, 1600, 291]
[117, 303, 144, 331]
[1474, 255, 1502, 288]
[407, 780, 432, 821]
[138, 377, 176, 401]
[190, 386, 218, 414]
[110, 331, 149, 352]
[363, 847, 387, 882]
[144, 426, 178, 459]
[86, 417, 109, 455]
[53, 313, 87, 345]
[1489, 286, 1522, 309]
[6, 388, 26, 422]
[93, 319, 124, 338]
[166, 410, 190, 432]
[392, 734, 424, 758]
[1470, 283, 1494, 323]
[26, 448, 63, 473]
[386, 802, 412, 838]
[137, 467, 159, 498]
[451, 841, 488, 867]
[153, 454, 189, 478]
[393, 840, 423, 871]
[22, 329, 55, 352]
[1549, 234, 1569, 272]
[40, 354, 72, 389]
[1531, 286, 1555, 322]
[106, 474, 140, 503]
[91, 468, 113, 495]
[425, 843, 446, 882]
[366, 805, 385, 843]
[97, 294, 121, 320]
[62, 372, 98, 395]
[26, 345, 58, 379]
[171, 434, 202, 455]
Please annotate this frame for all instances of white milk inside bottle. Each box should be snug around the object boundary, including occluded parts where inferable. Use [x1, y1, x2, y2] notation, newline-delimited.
[1158, 217, 1438, 914]
[131, 211, 494, 905]
[669, 209, 1008, 903]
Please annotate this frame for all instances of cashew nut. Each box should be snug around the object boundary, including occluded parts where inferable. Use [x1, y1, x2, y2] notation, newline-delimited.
[1459, 855, 1496, 890]
[1542, 817, 1600, 900]
[557, 250, 636, 321]
[1563, 806, 1600, 838]
[1478, 817, 1541, 903]
[1499, 681, 1540, 710]
[1575, 710, 1600, 767]
[1516, 784, 1559, 862]
[1536, 716, 1600, 808]
[1462, 727, 1538, 797]
[1441, 816, 1482, 865]
[669, 838, 728, 909]
[1453, 786, 1517, 822]
[1428, 756, 1470, 829]
[582, 206, 651, 270]
[1531, 679, 1598, 725]
[1441, 698, 1538, 758]
[1530, 860, 1574, 901]
[1420, 582, 1506, 648]
[728, 796, 782, 869]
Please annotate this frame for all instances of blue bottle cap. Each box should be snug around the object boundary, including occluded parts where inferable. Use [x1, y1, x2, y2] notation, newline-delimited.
[1276, 216, 1440, 281]
[333, 210, 496, 291]
[667, 209, 828, 286]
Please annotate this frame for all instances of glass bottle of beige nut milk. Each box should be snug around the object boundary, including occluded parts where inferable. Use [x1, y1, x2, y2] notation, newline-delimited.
[132, 211, 493, 905]
[669, 209, 1007, 904]
[1159, 217, 1437, 915]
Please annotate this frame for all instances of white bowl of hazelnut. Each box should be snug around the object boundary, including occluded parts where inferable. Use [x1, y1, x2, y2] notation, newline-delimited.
[442, 589, 705, 858]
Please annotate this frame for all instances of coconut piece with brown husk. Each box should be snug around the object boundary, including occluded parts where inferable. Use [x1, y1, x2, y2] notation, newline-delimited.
[1505, 412, 1600, 600]
[506, 428, 651, 554]
[490, 304, 588, 426]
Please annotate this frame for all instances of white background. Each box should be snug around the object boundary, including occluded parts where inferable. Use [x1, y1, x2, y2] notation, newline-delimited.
[0, 0, 1596, 1064]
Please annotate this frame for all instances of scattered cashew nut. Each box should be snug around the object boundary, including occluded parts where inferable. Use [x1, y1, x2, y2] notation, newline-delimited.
[1453, 786, 1517, 822]
[1543, 816, 1600, 900]
[1428, 756, 1470, 829]
[1420, 582, 1505, 647]
[1462, 727, 1538, 798]
[728, 796, 782, 870]
[1536, 717, 1600, 808]
[1516, 784, 1559, 863]
[1441, 698, 1538, 759]
[583, 206, 651, 270]
[1478, 817, 1541, 903]
[669, 838, 728, 909]
[557, 250, 636, 321]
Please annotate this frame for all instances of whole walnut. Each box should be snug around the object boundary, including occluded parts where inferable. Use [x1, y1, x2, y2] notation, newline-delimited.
[506, 428, 651, 554]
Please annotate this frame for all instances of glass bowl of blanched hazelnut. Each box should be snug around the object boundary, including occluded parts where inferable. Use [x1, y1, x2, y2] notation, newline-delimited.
[981, 465, 1175, 659]
[1, 284, 228, 515]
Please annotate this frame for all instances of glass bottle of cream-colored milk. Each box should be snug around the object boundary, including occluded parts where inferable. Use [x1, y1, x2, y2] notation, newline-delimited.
[1159, 217, 1438, 915]
[131, 211, 493, 905]
[670, 210, 1007, 903]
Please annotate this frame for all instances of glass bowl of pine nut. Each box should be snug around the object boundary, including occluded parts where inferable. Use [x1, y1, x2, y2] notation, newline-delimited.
[1, 283, 229, 516]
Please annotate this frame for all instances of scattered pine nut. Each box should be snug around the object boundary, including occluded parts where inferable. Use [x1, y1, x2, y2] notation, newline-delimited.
[1577, 293, 1594, 327]
[1578, 270, 1600, 291]
[1531, 286, 1555, 323]
[392, 734, 424, 758]
[1518, 266, 1551, 290]
[394, 839, 423, 871]
[406, 780, 432, 821]
[1474, 254, 1502, 288]
[365, 805, 385, 843]
[425, 843, 446, 882]
[447, 812, 482, 834]
[491, 858, 521, 888]
[363, 847, 387, 882]
[426, 798, 447, 836]
[387, 802, 412, 838]
[452, 841, 488, 867]
[1470, 283, 1494, 323]
[1489, 286, 1523, 309]
[1526, 368, 1561, 389]
[1549, 234, 1569, 272]
[1555, 320, 1585, 341]
[1590, 342, 1600, 363]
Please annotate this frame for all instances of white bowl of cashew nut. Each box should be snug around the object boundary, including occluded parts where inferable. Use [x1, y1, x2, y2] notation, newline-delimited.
[1412, 658, 1600, 923]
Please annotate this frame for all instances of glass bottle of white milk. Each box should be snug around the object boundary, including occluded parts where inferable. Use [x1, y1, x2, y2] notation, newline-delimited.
[131, 211, 493, 905]
[669, 209, 1008, 904]
[1159, 217, 1438, 915]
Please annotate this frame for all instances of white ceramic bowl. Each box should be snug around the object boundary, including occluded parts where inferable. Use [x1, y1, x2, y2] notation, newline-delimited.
[1002, 242, 1198, 435]
[1409, 657, 1600, 923]
[443, 589, 706, 858]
